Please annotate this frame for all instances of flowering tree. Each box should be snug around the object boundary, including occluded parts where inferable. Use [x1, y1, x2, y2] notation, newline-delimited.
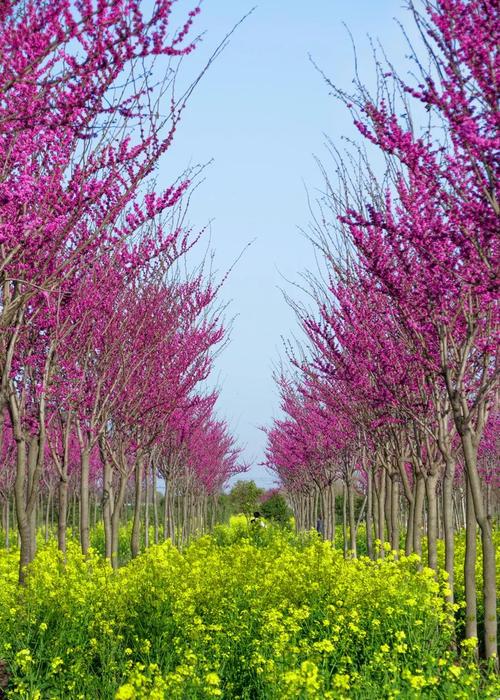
[266, 0, 498, 660]
[0, 1, 249, 582]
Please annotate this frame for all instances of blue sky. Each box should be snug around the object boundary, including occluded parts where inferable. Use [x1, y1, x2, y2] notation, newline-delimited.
[160, 0, 415, 487]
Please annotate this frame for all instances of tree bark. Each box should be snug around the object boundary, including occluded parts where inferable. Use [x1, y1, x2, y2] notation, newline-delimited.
[464, 474, 478, 642]
[342, 482, 348, 557]
[377, 469, 386, 558]
[144, 460, 150, 549]
[80, 447, 91, 555]
[391, 476, 399, 552]
[44, 488, 52, 542]
[163, 478, 174, 541]
[131, 458, 144, 559]
[57, 476, 68, 557]
[152, 465, 159, 545]
[102, 456, 113, 561]
[366, 469, 374, 559]
[426, 471, 439, 571]
[2, 496, 10, 550]
[14, 436, 31, 584]
[347, 477, 357, 557]
[27, 437, 38, 560]
[442, 455, 455, 602]
[111, 474, 127, 570]
[461, 431, 496, 661]
[385, 473, 392, 547]
[412, 473, 425, 560]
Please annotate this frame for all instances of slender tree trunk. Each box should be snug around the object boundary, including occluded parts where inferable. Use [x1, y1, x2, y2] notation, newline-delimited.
[366, 469, 374, 559]
[385, 473, 392, 547]
[461, 431, 496, 662]
[6, 495, 10, 550]
[330, 482, 336, 546]
[460, 489, 466, 530]
[202, 495, 208, 533]
[398, 460, 414, 556]
[27, 437, 38, 559]
[80, 447, 91, 555]
[152, 466, 159, 545]
[391, 477, 399, 553]
[437, 485, 443, 540]
[442, 455, 455, 603]
[485, 482, 492, 522]
[131, 459, 144, 559]
[377, 469, 386, 558]
[426, 472, 439, 571]
[102, 458, 113, 561]
[342, 482, 348, 557]
[210, 494, 218, 531]
[182, 491, 190, 545]
[145, 461, 150, 550]
[1, 498, 5, 543]
[464, 474, 478, 642]
[163, 481, 168, 540]
[58, 476, 68, 557]
[321, 487, 330, 541]
[347, 478, 357, 557]
[2, 496, 10, 550]
[1, 497, 5, 545]
[169, 486, 176, 545]
[45, 488, 52, 542]
[452, 493, 460, 531]
[14, 436, 31, 583]
[111, 474, 128, 570]
[413, 474, 425, 559]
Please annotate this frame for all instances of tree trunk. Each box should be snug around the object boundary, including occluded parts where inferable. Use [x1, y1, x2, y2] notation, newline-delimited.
[366, 469, 374, 559]
[2, 496, 10, 550]
[342, 482, 348, 557]
[462, 431, 496, 662]
[412, 473, 425, 559]
[71, 493, 77, 531]
[442, 455, 455, 603]
[6, 495, 10, 550]
[398, 459, 414, 556]
[426, 472, 439, 571]
[14, 436, 31, 584]
[464, 474, 478, 642]
[102, 458, 113, 561]
[347, 478, 357, 557]
[377, 469, 386, 558]
[27, 436, 38, 559]
[111, 474, 128, 570]
[163, 479, 169, 540]
[80, 447, 91, 555]
[45, 488, 52, 542]
[169, 486, 176, 545]
[437, 484, 443, 540]
[145, 461, 150, 550]
[385, 473, 392, 547]
[152, 466, 159, 545]
[391, 476, 399, 552]
[131, 459, 144, 559]
[58, 476, 68, 557]
[320, 487, 330, 541]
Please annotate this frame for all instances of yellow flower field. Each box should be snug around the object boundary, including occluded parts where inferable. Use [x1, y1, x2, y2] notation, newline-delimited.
[0, 523, 498, 699]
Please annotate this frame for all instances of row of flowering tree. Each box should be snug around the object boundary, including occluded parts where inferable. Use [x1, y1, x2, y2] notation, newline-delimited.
[265, 0, 498, 662]
[0, 0, 244, 579]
